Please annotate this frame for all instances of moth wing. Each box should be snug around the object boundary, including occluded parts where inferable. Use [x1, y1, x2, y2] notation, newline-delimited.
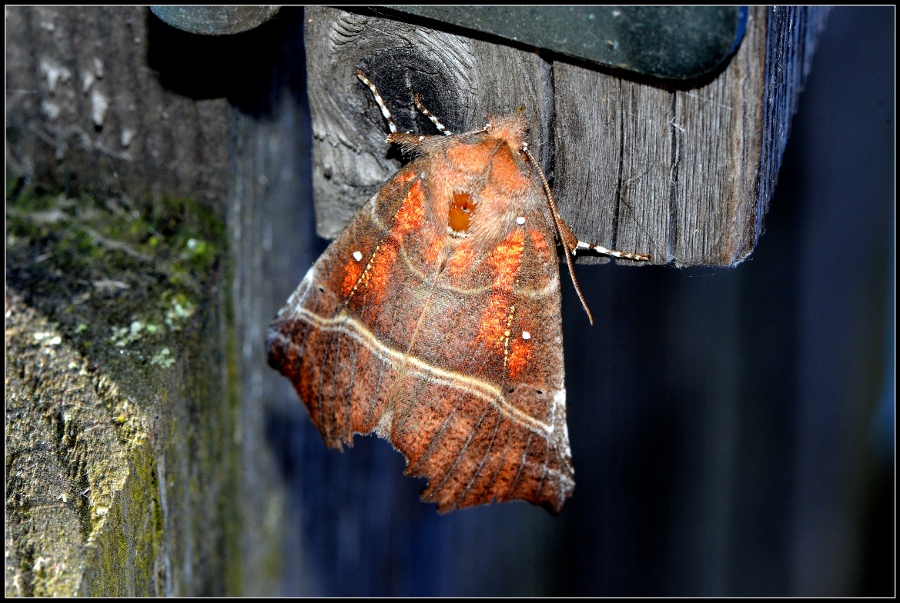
[267, 161, 427, 447]
[391, 208, 574, 514]
[267, 162, 574, 514]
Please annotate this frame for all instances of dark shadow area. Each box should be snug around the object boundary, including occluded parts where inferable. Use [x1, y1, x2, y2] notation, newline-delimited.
[146, 6, 307, 116]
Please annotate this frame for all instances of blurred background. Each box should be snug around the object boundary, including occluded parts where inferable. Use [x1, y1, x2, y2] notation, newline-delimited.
[259, 6, 893, 596]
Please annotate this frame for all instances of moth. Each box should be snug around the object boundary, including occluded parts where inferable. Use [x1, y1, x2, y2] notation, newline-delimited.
[267, 71, 649, 514]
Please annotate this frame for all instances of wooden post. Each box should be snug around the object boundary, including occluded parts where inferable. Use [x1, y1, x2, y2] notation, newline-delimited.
[5, 6, 246, 596]
[303, 6, 828, 266]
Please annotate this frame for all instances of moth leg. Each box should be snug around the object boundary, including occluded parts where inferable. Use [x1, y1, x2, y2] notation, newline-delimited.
[552, 217, 650, 261]
[357, 70, 398, 134]
[573, 241, 650, 262]
[413, 93, 453, 136]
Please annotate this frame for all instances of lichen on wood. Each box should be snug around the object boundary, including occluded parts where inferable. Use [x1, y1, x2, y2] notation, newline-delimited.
[5, 183, 238, 596]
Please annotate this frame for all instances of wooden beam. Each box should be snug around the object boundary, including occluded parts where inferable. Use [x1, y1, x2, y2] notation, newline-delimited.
[303, 6, 828, 266]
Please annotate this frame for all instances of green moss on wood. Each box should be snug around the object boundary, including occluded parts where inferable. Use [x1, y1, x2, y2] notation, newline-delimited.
[6, 180, 239, 596]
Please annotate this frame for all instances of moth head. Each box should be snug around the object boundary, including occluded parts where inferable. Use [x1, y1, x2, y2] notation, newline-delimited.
[483, 112, 529, 152]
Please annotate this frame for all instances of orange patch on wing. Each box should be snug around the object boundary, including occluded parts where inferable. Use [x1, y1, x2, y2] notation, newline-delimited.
[361, 247, 396, 306]
[392, 181, 426, 236]
[473, 230, 525, 352]
[507, 336, 533, 379]
[422, 237, 445, 266]
[529, 228, 551, 258]
[354, 181, 426, 305]
[491, 229, 526, 290]
[392, 168, 419, 188]
[341, 257, 364, 297]
[445, 244, 477, 276]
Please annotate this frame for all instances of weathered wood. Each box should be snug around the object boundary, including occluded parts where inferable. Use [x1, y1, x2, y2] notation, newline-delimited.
[5, 191, 236, 596]
[4, 6, 241, 596]
[304, 6, 551, 242]
[303, 6, 828, 266]
[5, 6, 229, 213]
[552, 70, 673, 264]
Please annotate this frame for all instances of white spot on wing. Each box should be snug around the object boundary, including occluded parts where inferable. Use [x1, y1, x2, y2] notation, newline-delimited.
[553, 389, 572, 459]
[516, 216, 526, 225]
[522, 331, 531, 340]
[352, 250, 363, 262]
[554, 389, 566, 407]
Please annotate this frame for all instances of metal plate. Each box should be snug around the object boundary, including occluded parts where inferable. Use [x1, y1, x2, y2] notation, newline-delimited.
[386, 6, 748, 80]
[150, 6, 280, 36]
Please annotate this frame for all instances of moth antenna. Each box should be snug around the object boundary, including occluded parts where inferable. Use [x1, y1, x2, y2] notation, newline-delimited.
[522, 144, 652, 324]
[522, 144, 595, 324]
[357, 70, 398, 134]
[413, 93, 453, 136]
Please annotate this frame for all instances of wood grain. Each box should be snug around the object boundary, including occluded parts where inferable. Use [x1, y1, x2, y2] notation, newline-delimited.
[304, 6, 828, 266]
[5, 6, 229, 212]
